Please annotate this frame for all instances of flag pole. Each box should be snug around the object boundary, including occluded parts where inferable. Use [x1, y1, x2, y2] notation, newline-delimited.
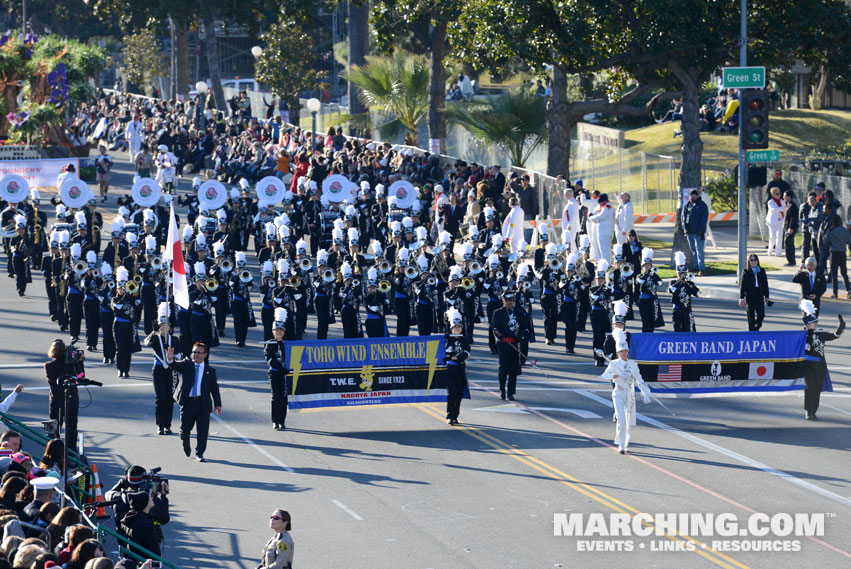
[167, 202, 173, 347]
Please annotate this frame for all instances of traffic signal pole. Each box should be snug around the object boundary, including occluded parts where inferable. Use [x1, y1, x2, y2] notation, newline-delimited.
[737, 0, 748, 282]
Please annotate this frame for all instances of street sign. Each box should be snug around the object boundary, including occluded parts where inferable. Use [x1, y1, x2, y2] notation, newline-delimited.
[722, 66, 766, 89]
[747, 149, 779, 162]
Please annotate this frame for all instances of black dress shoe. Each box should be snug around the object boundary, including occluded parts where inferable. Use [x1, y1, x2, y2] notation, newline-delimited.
[182, 437, 191, 457]
[507, 394, 516, 401]
[157, 427, 165, 435]
[500, 391, 506, 400]
[196, 455, 207, 462]
[163, 428, 172, 435]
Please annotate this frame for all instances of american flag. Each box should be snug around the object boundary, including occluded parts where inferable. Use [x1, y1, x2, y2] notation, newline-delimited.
[657, 364, 682, 382]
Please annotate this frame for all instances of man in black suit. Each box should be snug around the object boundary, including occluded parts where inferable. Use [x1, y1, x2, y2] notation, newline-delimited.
[166, 342, 222, 462]
[442, 192, 466, 239]
[792, 256, 827, 314]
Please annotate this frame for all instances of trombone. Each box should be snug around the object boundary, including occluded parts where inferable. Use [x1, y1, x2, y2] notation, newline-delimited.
[125, 280, 139, 294]
[460, 277, 475, 289]
[239, 269, 253, 283]
[288, 275, 302, 287]
[378, 280, 392, 293]
[205, 278, 219, 292]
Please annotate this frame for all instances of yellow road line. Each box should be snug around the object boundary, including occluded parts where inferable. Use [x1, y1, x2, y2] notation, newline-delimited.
[417, 404, 750, 569]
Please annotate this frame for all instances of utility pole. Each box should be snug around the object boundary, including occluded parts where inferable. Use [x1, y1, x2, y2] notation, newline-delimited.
[737, 0, 748, 281]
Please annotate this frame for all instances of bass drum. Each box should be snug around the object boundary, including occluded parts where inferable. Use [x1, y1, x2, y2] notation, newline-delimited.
[318, 210, 339, 250]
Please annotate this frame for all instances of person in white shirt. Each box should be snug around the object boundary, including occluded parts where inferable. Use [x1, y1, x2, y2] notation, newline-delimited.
[125, 115, 144, 157]
[765, 186, 786, 256]
[588, 193, 615, 264]
[615, 192, 634, 247]
[561, 189, 579, 249]
[94, 145, 113, 202]
[502, 198, 526, 254]
[0, 384, 23, 414]
[600, 329, 651, 454]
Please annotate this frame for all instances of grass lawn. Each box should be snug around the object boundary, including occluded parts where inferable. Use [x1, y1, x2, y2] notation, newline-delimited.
[641, 237, 674, 249]
[624, 109, 851, 163]
[656, 261, 778, 279]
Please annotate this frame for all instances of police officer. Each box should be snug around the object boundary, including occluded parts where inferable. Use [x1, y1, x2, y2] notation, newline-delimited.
[259, 509, 294, 569]
[144, 303, 180, 435]
[669, 251, 700, 332]
[265, 309, 289, 430]
[800, 300, 844, 420]
[492, 290, 528, 401]
[444, 308, 470, 425]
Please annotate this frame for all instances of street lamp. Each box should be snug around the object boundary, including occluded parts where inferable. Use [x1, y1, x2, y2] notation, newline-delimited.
[307, 97, 321, 151]
[251, 45, 263, 59]
[196, 81, 209, 131]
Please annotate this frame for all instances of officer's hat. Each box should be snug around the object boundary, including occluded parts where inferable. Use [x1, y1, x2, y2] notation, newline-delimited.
[194, 261, 207, 281]
[367, 267, 378, 287]
[261, 260, 274, 277]
[75, 211, 87, 230]
[613, 328, 628, 352]
[566, 253, 577, 271]
[501, 289, 516, 301]
[390, 221, 402, 237]
[462, 242, 473, 261]
[595, 259, 609, 279]
[612, 300, 628, 326]
[296, 239, 307, 256]
[348, 228, 360, 247]
[613, 243, 624, 262]
[332, 228, 343, 246]
[449, 266, 463, 282]
[447, 307, 463, 327]
[157, 302, 169, 324]
[14, 214, 25, 229]
[194, 234, 206, 251]
[235, 251, 246, 268]
[641, 247, 654, 265]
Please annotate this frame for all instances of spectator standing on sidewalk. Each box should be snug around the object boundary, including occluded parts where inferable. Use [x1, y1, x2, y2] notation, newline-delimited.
[783, 190, 799, 266]
[823, 214, 851, 299]
[800, 192, 822, 262]
[682, 189, 708, 275]
[517, 175, 538, 243]
[739, 254, 771, 331]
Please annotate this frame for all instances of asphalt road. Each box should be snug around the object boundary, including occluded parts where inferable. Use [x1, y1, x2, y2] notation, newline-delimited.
[1, 153, 850, 569]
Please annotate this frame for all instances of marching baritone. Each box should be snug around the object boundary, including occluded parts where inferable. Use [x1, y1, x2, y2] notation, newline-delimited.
[144, 303, 181, 435]
[444, 308, 470, 426]
[600, 329, 652, 454]
[265, 308, 289, 430]
[313, 250, 336, 340]
[669, 251, 700, 332]
[800, 300, 844, 421]
[636, 248, 665, 333]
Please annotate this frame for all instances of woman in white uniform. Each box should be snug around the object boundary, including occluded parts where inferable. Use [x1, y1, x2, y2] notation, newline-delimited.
[600, 329, 652, 454]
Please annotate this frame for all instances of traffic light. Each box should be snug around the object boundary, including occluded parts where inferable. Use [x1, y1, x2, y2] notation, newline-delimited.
[742, 90, 770, 149]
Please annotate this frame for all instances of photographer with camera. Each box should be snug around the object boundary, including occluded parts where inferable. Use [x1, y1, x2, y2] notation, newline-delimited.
[105, 465, 170, 545]
[44, 339, 84, 451]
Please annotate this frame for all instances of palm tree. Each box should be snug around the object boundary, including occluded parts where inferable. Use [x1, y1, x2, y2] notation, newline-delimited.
[337, 51, 430, 145]
[445, 89, 547, 167]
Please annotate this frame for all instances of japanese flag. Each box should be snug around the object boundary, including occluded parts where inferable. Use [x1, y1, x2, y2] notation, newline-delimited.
[748, 362, 774, 380]
[162, 203, 189, 309]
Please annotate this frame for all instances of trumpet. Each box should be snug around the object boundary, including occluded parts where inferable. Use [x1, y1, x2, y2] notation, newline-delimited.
[133, 274, 143, 284]
[461, 277, 475, 289]
[92, 268, 102, 279]
[299, 257, 312, 271]
[404, 265, 420, 279]
[219, 259, 233, 273]
[495, 270, 504, 280]
[150, 256, 163, 270]
[684, 272, 695, 281]
[378, 260, 393, 274]
[73, 261, 88, 275]
[547, 257, 563, 271]
[469, 261, 483, 275]
[125, 280, 139, 294]
[106, 280, 116, 290]
[427, 276, 437, 286]
[239, 269, 253, 283]
[378, 280, 392, 293]
[621, 262, 634, 278]
[263, 276, 276, 287]
[206, 278, 219, 292]
[518, 280, 531, 291]
[289, 275, 302, 287]
[352, 278, 361, 288]
[322, 268, 336, 283]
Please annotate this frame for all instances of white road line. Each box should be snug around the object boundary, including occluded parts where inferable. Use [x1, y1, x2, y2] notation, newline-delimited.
[210, 414, 294, 473]
[574, 388, 851, 509]
[331, 499, 364, 521]
[818, 403, 851, 417]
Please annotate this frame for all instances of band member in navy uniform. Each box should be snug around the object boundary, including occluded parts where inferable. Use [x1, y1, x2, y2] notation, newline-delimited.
[82, 250, 102, 351]
[66, 243, 86, 342]
[589, 260, 612, 367]
[539, 243, 563, 345]
[339, 261, 363, 339]
[190, 262, 217, 350]
[112, 267, 139, 378]
[393, 248, 414, 337]
[515, 264, 536, 365]
[313, 250, 336, 340]
[273, 259, 298, 341]
[483, 254, 507, 354]
[609, 243, 634, 320]
[492, 290, 528, 401]
[669, 251, 700, 332]
[414, 256, 438, 335]
[444, 307, 470, 425]
[800, 300, 844, 420]
[364, 267, 389, 338]
[145, 303, 180, 435]
[636, 248, 664, 332]
[259, 261, 276, 340]
[559, 253, 584, 354]
[10, 215, 31, 296]
[229, 252, 253, 348]
[99, 263, 116, 365]
[265, 308, 289, 430]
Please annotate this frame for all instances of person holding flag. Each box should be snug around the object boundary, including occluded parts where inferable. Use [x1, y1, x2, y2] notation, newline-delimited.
[144, 303, 181, 435]
[162, 201, 190, 314]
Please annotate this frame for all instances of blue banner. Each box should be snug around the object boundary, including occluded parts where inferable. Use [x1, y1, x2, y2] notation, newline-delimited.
[629, 331, 806, 397]
[285, 336, 447, 409]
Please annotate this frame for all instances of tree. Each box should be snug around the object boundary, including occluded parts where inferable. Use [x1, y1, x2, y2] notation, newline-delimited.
[347, 0, 370, 123]
[119, 29, 167, 93]
[445, 90, 547, 167]
[372, 0, 462, 152]
[254, 17, 323, 114]
[337, 51, 430, 145]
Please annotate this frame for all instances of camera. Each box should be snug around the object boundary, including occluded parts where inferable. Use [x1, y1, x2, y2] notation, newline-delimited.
[42, 420, 59, 439]
[65, 343, 85, 366]
[146, 467, 169, 495]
